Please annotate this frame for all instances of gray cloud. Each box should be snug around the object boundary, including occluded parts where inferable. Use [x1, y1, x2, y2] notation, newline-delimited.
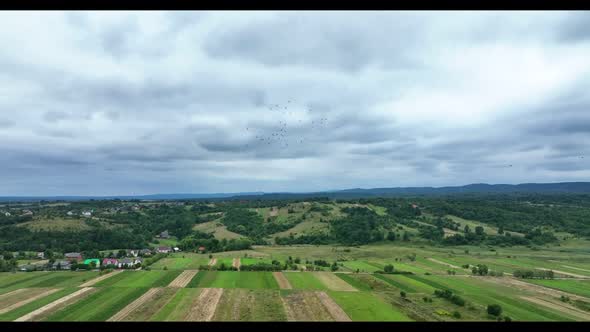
[0, 11, 589, 195]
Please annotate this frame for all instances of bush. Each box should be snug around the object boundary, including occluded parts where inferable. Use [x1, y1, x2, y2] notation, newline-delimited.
[383, 264, 394, 273]
[487, 304, 503, 316]
[503, 316, 512, 322]
[400, 291, 406, 298]
[452, 311, 461, 319]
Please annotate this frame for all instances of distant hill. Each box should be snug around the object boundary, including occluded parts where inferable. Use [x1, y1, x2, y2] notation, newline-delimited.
[2, 182, 590, 202]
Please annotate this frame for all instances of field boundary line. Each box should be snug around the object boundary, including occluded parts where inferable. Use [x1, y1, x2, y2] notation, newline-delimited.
[536, 268, 590, 279]
[520, 296, 590, 321]
[185, 287, 223, 321]
[79, 270, 124, 287]
[14, 287, 95, 322]
[273, 272, 292, 289]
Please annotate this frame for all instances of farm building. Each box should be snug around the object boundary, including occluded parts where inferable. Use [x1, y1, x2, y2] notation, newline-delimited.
[173, 247, 180, 252]
[83, 258, 100, 268]
[127, 249, 139, 257]
[36, 252, 44, 259]
[82, 211, 92, 217]
[22, 210, 33, 216]
[198, 246, 206, 253]
[4, 212, 10, 217]
[118, 257, 142, 268]
[64, 252, 83, 261]
[52, 260, 71, 270]
[66, 211, 74, 216]
[158, 230, 170, 239]
[157, 246, 172, 253]
[102, 258, 119, 266]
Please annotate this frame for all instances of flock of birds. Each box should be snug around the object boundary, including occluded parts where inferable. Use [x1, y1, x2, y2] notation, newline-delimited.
[244, 100, 329, 149]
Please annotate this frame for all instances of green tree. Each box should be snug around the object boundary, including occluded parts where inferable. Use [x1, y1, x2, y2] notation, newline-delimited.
[383, 264, 394, 273]
[487, 304, 503, 317]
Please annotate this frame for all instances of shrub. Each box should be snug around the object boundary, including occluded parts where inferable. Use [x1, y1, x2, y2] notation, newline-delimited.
[487, 304, 503, 317]
[452, 311, 461, 319]
[383, 264, 394, 273]
[400, 291, 406, 298]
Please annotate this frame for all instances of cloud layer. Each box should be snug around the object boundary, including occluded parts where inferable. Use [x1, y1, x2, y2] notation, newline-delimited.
[1, 11, 589, 195]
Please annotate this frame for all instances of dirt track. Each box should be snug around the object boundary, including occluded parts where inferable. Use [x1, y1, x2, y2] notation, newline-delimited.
[520, 296, 590, 320]
[0, 288, 61, 315]
[79, 270, 123, 287]
[536, 268, 590, 279]
[107, 288, 161, 321]
[168, 270, 198, 288]
[232, 258, 241, 270]
[14, 287, 96, 321]
[315, 291, 351, 321]
[273, 272, 292, 289]
[427, 258, 462, 269]
[314, 272, 357, 291]
[208, 258, 217, 266]
[185, 288, 224, 321]
[562, 265, 590, 273]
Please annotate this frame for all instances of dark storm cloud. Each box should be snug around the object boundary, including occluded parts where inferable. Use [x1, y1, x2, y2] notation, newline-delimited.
[0, 11, 589, 195]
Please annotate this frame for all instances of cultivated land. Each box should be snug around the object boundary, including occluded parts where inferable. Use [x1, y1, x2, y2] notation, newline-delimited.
[3, 195, 590, 321]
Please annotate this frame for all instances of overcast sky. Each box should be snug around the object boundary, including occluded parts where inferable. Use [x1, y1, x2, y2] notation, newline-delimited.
[1, 11, 589, 196]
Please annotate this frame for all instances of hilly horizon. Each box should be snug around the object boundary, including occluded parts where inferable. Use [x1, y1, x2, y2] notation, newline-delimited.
[2, 181, 590, 202]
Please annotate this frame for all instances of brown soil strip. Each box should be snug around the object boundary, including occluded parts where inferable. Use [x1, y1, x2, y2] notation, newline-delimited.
[427, 258, 462, 269]
[562, 266, 590, 273]
[0, 289, 28, 301]
[520, 296, 590, 321]
[208, 258, 217, 266]
[168, 270, 198, 288]
[0, 288, 61, 315]
[536, 268, 590, 279]
[185, 288, 224, 321]
[315, 291, 351, 321]
[14, 287, 97, 322]
[273, 272, 292, 289]
[107, 288, 161, 321]
[79, 270, 123, 287]
[313, 272, 357, 291]
[281, 291, 334, 321]
[484, 277, 590, 301]
[232, 258, 241, 270]
[269, 208, 279, 217]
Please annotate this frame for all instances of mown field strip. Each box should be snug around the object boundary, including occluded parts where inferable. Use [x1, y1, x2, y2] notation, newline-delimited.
[107, 288, 161, 321]
[208, 258, 217, 266]
[167, 270, 198, 288]
[0, 289, 27, 301]
[232, 258, 241, 270]
[313, 272, 357, 291]
[0, 288, 60, 315]
[280, 291, 335, 321]
[273, 272, 292, 289]
[562, 265, 590, 273]
[520, 296, 590, 321]
[79, 271, 123, 287]
[14, 287, 96, 322]
[185, 288, 223, 321]
[314, 291, 351, 321]
[486, 277, 590, 301]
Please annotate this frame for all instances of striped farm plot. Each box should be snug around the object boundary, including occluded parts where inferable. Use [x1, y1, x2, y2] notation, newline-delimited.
[92, 270, 181, 288]
[168, 270, 198, 288]
[0, 271, 99, 291]
[283, 272, 329, 290]
[280, 290, 344, 321]
[185, 288, 224, 321]
[187, 271, 279, 289]
[0, 288, 61, 315]
[208, 258, 217, 266]
[212, 289, 287, 321]
[0, 288, 78, 322]
[232, 258, 241, 270]
[14, 287, 98, 322]
[79, 270, 123, 287]
[108, 287, 179, 321]
[327, 291, 412, 321]
[313, 272, 357, 291]
[519, 295, 590, 321]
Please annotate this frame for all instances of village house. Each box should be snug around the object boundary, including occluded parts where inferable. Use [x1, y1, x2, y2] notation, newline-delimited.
[102, 258, 119, 267]
[64, 252, 83, 261]
[157, 230, 170, 239]
[157, 246, 172, 254]
[127, 249, 139, 257]
[118, 257, 142, 268]
[173, 247, 180, 252]
[36, 252, 44, 259]
[52, 260, 71, 270]
[82, 211, 92, 217]
[4, 211, 11, 217]
[139, 249, 152, 257]
[22, 210, 33, 216]
[66, 211, 74, 216]
[198, 246, 206, 253]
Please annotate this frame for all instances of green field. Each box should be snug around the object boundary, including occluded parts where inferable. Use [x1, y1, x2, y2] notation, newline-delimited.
[150, 288, 202, 321]
[150, 254, 210, 270]
[284, 272, 328, 290]
[45, 287, 148, 321]
[213, 289, 287, 321]
[187, 271, 279, 289]
[0, 272, 98, 291]
[328, 291, 412, 321]
[0, 287, 79, 321]
[92, 271, 181, 287]
[526, 279, 590, 298]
